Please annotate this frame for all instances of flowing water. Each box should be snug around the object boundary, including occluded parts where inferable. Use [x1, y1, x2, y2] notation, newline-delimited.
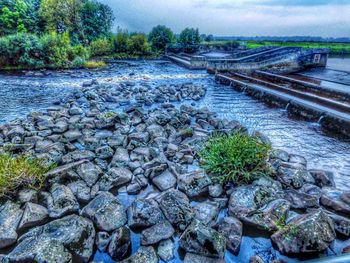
[1, 61, 350, 262]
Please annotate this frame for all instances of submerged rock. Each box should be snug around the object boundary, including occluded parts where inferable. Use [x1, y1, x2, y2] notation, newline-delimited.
[81, 192, 127, 231]
[179, 219, 226, 258]
[5, 215, 95, 262]
[271, 210, 336, 254]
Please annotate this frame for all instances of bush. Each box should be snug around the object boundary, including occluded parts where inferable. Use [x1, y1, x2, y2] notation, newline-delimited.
[200, 133, 272, 185]
[89, 38, 113, 57]
[84, 60, 106, 69]
[149, 25, 174, 51]
[114, 29, 129, 53]
[0, 153, 55, 197]
[127, 33, 151, 55]
[68, 44, 90, 61]
[40, 32, 70, 68]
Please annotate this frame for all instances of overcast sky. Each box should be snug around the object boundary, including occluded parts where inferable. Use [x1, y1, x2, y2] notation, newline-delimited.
[100, 0, 350, 37]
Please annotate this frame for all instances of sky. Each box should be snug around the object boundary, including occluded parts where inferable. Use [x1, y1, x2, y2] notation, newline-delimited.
[100, 0, 350, 38]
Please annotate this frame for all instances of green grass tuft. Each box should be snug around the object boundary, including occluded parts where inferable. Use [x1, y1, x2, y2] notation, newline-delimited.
[0, 153, 55, 197]
[199, 133, 272, 185]
[84, 60, 106, 69]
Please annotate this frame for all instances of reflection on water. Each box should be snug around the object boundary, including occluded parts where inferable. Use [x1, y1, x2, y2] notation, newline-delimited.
[327, 57, 350, 72]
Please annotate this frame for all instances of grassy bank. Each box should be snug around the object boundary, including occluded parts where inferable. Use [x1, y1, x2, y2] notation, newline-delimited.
[245, 41, 350, 55]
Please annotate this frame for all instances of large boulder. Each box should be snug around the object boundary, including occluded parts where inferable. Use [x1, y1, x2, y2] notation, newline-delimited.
[179, 219, 226, 258]
[47, 184, 79, 219]
[18, 202, 48, 231]
[158, 189, 194, 230]
[271, 210, 336, 254]
[81, 192, 127, 231]
[0, 201, 23, 249]
[127, 198, 165, 229]
[120, 246, 158, 263]
[320, 187, 350, 215]
[141, 221, 175, 245]
[284, 189, 319, 209]
[5, 215, 95, 262]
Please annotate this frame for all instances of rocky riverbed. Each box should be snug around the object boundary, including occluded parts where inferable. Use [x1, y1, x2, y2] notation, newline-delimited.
[1, 73, 350, 263]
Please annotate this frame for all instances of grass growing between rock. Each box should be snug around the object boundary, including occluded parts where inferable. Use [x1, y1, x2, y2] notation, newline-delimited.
[200, 133, 272, 185]
[0, 153, 55, 197]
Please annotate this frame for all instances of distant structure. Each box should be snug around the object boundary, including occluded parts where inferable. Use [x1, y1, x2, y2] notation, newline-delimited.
[166, 45, 329, 74]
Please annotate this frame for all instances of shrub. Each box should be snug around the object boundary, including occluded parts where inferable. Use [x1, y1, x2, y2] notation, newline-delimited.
[127, 33, 151, 55]
[200, 133, 272, 185]
[114, 29, 129, 53]
[0, 153, 55, 197]
[84, 60, 106, 69]
[68, 44, 90, 61]
[40, 32, 70, 68]
[89, 38, 113, 57]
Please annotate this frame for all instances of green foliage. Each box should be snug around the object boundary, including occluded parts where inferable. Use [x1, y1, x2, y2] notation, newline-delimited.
[40, 32, 70, 67]
[90, 38, 113, 57]
[148, 25, 174, 51]
[0, 153, 55, 197]
[114, 29, 130, 53]
[84, 60, 106, 69]
[200, 133, 272, 185]
[178, 27, 201, 52]
[81, 0, 114, 43]
[127, 33, 151, 55]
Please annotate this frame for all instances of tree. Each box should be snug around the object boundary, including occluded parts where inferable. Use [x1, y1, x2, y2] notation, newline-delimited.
[0, 0, 28, 36]
[178, 27, 201, 52]
[39, 0, 84, 43]
[114, 28, 129, 53]
[81, 0, 114, 43]
[148, 25, 174, 51]
[127, 33, 151, 55]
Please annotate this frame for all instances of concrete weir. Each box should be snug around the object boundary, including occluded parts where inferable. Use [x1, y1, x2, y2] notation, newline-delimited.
[215, 71, 350, 137]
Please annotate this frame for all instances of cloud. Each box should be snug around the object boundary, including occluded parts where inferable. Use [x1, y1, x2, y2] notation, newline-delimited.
[100, 0, 350, 37]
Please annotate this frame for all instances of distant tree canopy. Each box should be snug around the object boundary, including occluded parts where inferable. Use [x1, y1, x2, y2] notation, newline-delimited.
[178, 28, 200, 47]
[148, 25, 174, 51]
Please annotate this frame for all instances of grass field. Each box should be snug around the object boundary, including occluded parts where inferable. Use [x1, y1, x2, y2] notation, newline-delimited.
[245, 41, 350, 55]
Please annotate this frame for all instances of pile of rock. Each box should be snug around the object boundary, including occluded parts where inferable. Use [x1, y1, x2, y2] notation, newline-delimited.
[0, 80, 348, 262]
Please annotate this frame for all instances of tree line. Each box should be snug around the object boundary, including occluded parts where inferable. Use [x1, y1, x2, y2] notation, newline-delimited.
[0, 0, 203, 69]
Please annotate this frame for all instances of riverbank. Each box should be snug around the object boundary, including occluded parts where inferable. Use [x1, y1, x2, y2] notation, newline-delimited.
[1, 63, 350, 262]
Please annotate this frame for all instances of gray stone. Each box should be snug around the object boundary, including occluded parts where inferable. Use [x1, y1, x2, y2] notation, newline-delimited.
[321, 187, 350, 215]
[99, 167, 133, 191]
[63, 129, 83, 142]
[96, 232, 111, 252]
[284, 189, 319, 209]
[17, 189, 38, 204]
[184, 253, 225, 263]
[47, 184, 79, 218]
[96, 145, 114, 159]
[179, 219, 226, 258]
[120, 246, 158, 263]
[141, 221, 175, 245]
[194, 201, 220, 226]
[178, 170, 212, 197]
[107, 226, 131, 261]
[309, 170, 335, 188]
[53, 120, 68, 133]
[157, 239, 175, 262]
[158, 189, 194, 230]
[81, 192, 127, 231]
[271, 210, 336, 254]
[215, 216, 242, 254]
[18, 202, 48, 231]
[209, 184, 223, 198]
[127, 198, 166, 229]
[7, 215, 95, 262]
[111, 147, 130, 165]
[77, 161, 102, 187]
[61, 150, 95, 164]
[0, 201, 23, 249]
[68, 180, 91, 203]
[152, 170, 177, 191]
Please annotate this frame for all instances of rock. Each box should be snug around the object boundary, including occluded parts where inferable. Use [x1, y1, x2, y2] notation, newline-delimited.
[17, 189, 38, 204]
[77, 162, 103, 187]
[209, 184, 223, 198]
[120, 246, 158, 263]
[194, 201, 220, 226]
[61, 150, 95, 163]
[69, 105, 83, 115]
[271, 210, 336, 254]
[47, 184, 79, 218]
[215, 216, 242, 254]
[157, 239, 175, 262]
[96, 232, 111, 252]
[320, 187, 350, 215]
[0, 201, 23, 249]
[178, 170, 212, 198]
[179, 219, 226, 258]
[184, 253, 225, 263]
[250, 255, 265, 263]
[63, 129, 83, 142]
[277, 163, 314, 188]
[107, 226, 131, 261]
[96, 145, 114, 159]
[127, 198, 166, 229]
[284, 189, 319, 209]
[81, 192, 127, 231]
[242, 199, 290, 232]
[99, 167, 133, 191]
[6, 215, 95, 262]
[158, 189, 194, 230]
[152, 169, 177, 191]
[68, 180, 92, 203]
[309, 170, 335, 188]
[141, 221, 175, 245]
[53, 120, 68, 133]
[18, 202, 48, 231]
[228, 183, 283, 219]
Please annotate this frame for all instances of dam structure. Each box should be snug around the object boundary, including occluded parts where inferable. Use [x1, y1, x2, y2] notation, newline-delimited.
[167, 46, 350, 137]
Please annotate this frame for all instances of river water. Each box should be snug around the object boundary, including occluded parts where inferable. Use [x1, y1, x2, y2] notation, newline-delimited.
[1, 60, 349, 191]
